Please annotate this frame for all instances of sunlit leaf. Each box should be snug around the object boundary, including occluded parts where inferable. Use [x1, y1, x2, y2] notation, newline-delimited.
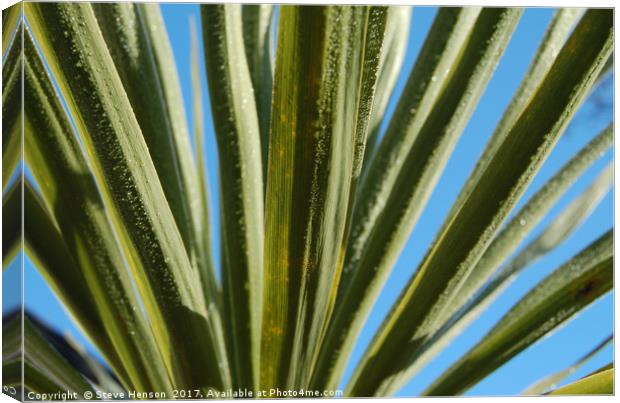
[21, 179, 130, 387]
[442, 123, 612, 326]
[347, 9, 613, 396]
[242, 4, 274, 178]
[424, 230, 613, 395]
[2, 23, 22, 191]
[361, 6, 411, 175]
[548, 366, 613, 395]
[7, 3, 613, 398]
[449, 8, 584, 214]
[138, 3, 222, 314]
[523, 334, 612, 395]
[201, 4, 264, 390]
[261, 5, 389, 389]
[188, 16, 230, 387]
[396, 161, 613, 389]
[25, 2, 225, 391]
[318, 8, 521, 392]
[22, 25, 172, 392]
[341, 7, 482, 292]
[91, 3, 218, 306]
[2, 2, 21, 56]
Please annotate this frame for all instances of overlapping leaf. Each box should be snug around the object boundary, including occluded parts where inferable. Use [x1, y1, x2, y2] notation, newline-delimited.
[201, 4, 264, 390]
[549, 366, 614, 395]
[3, 315, 93, 396]
[361, 6, 412, 173]
[315, 8, 522, 391]
[2, 2, 21, 56]
[346, 9, 613, 396]
[91, 3, 220, 318]
[2, 176, 20, 267]
[8, 3, 613, 398]
[261, 5, 390, 389]
[25, 2, 225, 391]
[523, 334, 612, 394]
[2, 22, 22, 191]
[241, 4, 274, 177]
[391, 161, 613, 390]
[423, 231, 613, 395]
[22, 26, 171, 392]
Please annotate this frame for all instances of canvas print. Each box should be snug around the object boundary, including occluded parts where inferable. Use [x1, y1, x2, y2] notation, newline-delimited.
[1, 1, 614, 400]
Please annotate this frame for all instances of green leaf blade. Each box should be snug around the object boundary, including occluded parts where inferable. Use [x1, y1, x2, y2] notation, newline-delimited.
[361, 6, 412, 174]
[523, 334, 612, 395]
[393, 161, 613, 391]
[2, 2, 21, 56]
[201, 4, 264, 390]
[23, 318, 95, 396]
[262, 5, 389, 390]
[21, 180, 129, 387]
[2, 22, 22, 191]
[241, 4, 274, 179]
[342, 7, 482, 291]
[22, 27, 172, 393]
[25, 2, 229, 391]
[346, 9, 613, 396]
[2, 177, 20, 267]
[316, 8, 522, 393]
[442, 123, 613, 327]
[91, 4, 218, 305]
[549, 367, 614, 395]
[423, 230, 613, 396]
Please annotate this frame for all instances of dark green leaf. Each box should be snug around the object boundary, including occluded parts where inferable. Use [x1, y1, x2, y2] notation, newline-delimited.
[2, 176, 20, 267]
[23, 318, 95, 396]
[395, 161, 613, 390]
[2, 2, 21, 55]
[361, 6, 411, 174]
[22, 179, 130, 387]
[443, 123, 612, 327]
[201, 4, 264, 390]
[2, 22, 22, 191]
[261, 5, 388, 389]
[91, 3, 219, 308]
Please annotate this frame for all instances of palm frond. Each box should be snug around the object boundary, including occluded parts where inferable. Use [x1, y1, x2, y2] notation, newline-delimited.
[2, 177, 20, 267]
[262, 5, 390, 389]
[361, 6, 412, 173]
[2, 2, 21, 55]
[4, 315, 94, 396]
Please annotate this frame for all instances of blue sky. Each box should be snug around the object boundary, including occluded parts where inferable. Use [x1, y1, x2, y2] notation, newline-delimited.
[7, 4, 613, 397]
